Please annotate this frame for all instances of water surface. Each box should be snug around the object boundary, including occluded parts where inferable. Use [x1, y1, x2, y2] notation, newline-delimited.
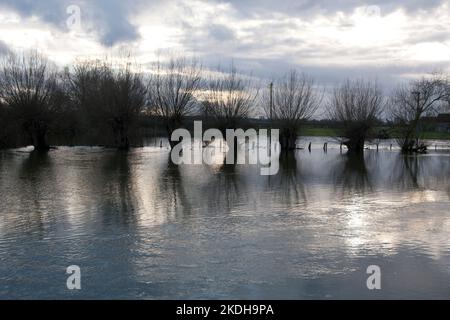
[0, 137, 449, 299]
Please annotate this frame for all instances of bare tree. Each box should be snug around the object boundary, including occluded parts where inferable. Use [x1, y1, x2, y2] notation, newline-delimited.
[67, 57, 147, 149]
[390, 74, 449, 153]
[201, 65, 258, 135]
[148, 57, 202, 149]
[328, 79, 385, 153]
[0, 99, 11, 148]
[265, 70, 322, 150]
[0, 51, 62, 151]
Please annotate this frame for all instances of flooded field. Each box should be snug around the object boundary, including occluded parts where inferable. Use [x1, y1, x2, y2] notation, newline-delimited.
[0, 137, 449, 299]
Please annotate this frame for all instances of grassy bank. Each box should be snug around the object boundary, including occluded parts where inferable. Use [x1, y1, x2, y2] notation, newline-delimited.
[299, 126, 342, 137]
[298, 125, 450, 140]
[419, 131, 450, 140]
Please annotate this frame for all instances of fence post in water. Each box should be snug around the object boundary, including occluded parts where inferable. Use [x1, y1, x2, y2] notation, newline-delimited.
[160, 140, 163, 148]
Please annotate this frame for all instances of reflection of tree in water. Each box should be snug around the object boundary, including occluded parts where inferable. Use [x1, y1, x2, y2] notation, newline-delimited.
[448, 182, 450, 199]
[198, 145, 249, 213]
[445, 155, 450, 197]
[332, 152, 372, 194]
[391, 154, 422, 190]
[20, 150, 52, 176]
[267, 151, 307, 205]
[99, 150, 139, 226]
[391, 153, 450, 192]
[158, 154, 192, 218]
[16, 150, 56, 238]
[212, 161, 248, 212]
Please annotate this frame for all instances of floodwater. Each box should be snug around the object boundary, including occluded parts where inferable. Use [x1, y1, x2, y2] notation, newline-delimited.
[0, 137, 449, 299]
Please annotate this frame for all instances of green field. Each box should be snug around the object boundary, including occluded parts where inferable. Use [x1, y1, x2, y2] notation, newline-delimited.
[298, 125, 450, 140]
[419, 131, 450, 140]
[299, 126, 342, 137]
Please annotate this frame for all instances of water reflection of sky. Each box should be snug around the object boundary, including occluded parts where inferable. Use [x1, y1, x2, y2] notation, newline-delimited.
[0, 137, 449, 299]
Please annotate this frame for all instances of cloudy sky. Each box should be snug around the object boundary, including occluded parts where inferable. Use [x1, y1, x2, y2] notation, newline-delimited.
[1, 0, 450, 88]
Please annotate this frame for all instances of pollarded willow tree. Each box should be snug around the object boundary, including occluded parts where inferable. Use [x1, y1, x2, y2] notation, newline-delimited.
[0, 98, 13, 148]
[201, 65, 258, 136]
[0, 51, 64, 151]
[67, 57, 148, 149]
[328, 79, 385, 154]
[148, 57, 202, 149]
[265, 70, 322, 150]
[390, 74, 449, 153]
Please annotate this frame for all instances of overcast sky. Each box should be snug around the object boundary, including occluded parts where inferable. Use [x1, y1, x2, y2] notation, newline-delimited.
[0, 0, 450, 88]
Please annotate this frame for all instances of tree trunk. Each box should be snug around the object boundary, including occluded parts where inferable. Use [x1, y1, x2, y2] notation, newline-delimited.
[344, 136, 365, 154]
[279, 128, 297, 150]
[29, 120, 50, 151]
[112, 119, 130, 150]
[166, 119, 183, 150]
[343, 125, 368, 154]
[118, 124, 130, 150]
[400, 118, 427, 153]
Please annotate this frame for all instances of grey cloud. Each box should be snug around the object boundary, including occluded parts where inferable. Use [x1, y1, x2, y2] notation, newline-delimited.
[1, 0, 448, 90]
[199, 52, 447, 88]
[179, 22, 237, 56]
[406, 30, 450, 45]
[215, 0, 446, 18]
[209, 24, 235, 42]
[0, 40, 11, 56]
[0, 0, 144, 46]
[88, 0, 142, 46]
[168, 0, 450, 93]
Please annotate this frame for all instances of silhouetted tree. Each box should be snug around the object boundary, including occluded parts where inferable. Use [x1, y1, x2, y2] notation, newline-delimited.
[390, 74, 449, 153]
[148, 57, 202, 149]
[67, 57, 147, 149]
[0, 100, 11, 148]
[0, 51, 63, 151]
[328, 79, 385, 154]
[265, 70, 322, 150]
[201, 65, 258, 135]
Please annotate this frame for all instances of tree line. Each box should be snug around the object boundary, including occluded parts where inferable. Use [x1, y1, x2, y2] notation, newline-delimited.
[0, 50, 449, 153]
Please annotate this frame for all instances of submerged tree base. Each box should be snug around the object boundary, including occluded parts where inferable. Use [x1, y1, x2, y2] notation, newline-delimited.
[343, 139, 366, 154]
[399, 138, 428, 154]
[401, 145, 428, 154]
[279, 128, 298, 150]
